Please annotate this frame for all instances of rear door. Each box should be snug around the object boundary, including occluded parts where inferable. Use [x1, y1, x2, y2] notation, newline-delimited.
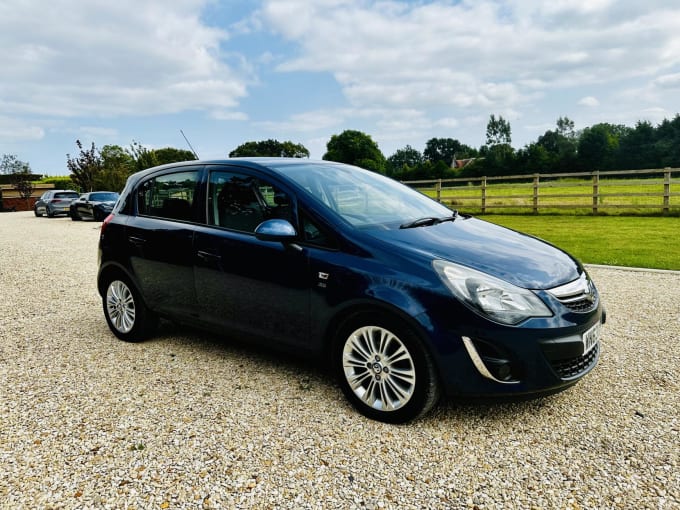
[125, 167, 202, 319]
[193, 165, 311, 347]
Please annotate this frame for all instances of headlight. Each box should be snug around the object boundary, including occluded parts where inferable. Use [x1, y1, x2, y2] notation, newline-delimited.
[433, 260, 552, 325]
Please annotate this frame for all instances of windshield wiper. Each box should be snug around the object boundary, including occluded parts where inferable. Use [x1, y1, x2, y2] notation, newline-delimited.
[400, 211, 458, 229]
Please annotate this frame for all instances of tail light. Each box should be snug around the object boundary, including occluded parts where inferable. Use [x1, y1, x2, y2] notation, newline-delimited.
[100, 213, 114, 237]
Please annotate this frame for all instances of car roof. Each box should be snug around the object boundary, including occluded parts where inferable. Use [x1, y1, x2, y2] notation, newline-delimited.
[125, 158, 344, 185]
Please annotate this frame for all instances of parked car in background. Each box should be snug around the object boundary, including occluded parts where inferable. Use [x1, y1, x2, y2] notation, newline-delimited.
[97, 158, 606, 423]
[34, 190, 80, 217]
[70, 191, 120, 221]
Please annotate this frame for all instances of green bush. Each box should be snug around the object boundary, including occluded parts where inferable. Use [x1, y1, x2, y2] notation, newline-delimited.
[39, 176, 78, 191]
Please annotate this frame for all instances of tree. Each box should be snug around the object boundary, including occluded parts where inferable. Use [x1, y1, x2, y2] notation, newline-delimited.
[423, 138, 462, 165]
[387, 145, 423, 176]
[654, 114, 680, 168]
[229, 139, 309, 158]
[486, 114, 512, 146]
[533, 118, 578, 172]
[616, 121, 659, 170]
[556, 116, 576, 139]
[1, 154, 30, 175]
[323, 130, 386, 173]
[67, 140, 102, 192]
[100, 145, 135, 191]
[129, 141, 159, 172]
[154, 147, 198, 165]
[577, 123, 627, 171]
[1, 154, 33, 207]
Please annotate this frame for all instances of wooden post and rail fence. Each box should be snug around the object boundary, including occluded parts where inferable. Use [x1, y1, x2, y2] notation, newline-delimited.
[402, 168, 678, 215]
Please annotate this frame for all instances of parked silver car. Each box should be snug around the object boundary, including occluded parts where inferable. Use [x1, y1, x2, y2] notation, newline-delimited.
[34, 190, 79, 217]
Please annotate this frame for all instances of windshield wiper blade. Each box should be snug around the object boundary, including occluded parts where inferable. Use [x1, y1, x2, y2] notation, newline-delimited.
[400, 211, 458, 229]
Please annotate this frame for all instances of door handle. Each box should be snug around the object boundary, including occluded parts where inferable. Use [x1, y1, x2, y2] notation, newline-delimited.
[128, 236, 146, 246]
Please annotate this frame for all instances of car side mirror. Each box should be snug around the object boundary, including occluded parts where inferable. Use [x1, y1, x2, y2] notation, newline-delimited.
[254, 219, 297, 242]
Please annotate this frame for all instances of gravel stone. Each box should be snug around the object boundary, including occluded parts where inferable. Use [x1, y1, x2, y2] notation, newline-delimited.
[1, 211, 678, 509]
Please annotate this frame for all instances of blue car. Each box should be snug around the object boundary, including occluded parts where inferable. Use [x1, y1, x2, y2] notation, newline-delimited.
[97, 158, 605, 423]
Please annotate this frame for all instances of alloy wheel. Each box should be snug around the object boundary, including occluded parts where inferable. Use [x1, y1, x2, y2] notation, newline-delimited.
[106, 280, 136, 334]
[342, 326, 416, 412]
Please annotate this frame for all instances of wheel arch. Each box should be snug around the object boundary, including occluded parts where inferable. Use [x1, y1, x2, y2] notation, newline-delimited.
[97, 262, 138, 297]
[321, 297, 438, 370]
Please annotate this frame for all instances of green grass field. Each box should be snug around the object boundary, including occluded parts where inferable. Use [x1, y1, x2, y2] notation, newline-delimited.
[477, 215, 680, 270]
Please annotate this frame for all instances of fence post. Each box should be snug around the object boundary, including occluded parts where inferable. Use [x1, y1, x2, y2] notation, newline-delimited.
[663, 168, 671, 215]
[436, 179, 442, 203]
[481, 177, 487, 214]
[592, 171, 600, 214]
[533, 174, 540, 214]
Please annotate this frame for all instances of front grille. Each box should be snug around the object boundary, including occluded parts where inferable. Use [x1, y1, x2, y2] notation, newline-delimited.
[561, 297, 597, 312]
[547, 273, 598, 313]
[550, 343, 599, 379]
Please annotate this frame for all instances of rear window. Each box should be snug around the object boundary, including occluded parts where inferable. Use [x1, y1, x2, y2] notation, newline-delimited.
[55, 192, 79, 199]
[90, 192, 119, 201]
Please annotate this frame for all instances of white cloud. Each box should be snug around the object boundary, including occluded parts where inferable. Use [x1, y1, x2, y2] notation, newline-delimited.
[653, 72, 680, 89]
[0, 0, 249, 119]
[210, 110, 249, 121]
[578, 96, 600, 107]
[0, 118, 45, 141]
[259, 0, 680, 149]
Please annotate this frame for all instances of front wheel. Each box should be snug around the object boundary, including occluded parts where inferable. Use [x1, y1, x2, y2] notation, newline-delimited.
[102, 276, 157, 342]
[334, 311, 440, 423]
[71, 209, 81, 221]
[34, 207, 42, 217]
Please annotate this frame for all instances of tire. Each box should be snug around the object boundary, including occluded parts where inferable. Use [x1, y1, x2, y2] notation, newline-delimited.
[71, 209, 81, 221]
[93, 208, 104, 221]
[46, 207, 55, 218]
[34, 207, 42, 217]
[333, 311, 441, 423]
[102, 276, 158, 342]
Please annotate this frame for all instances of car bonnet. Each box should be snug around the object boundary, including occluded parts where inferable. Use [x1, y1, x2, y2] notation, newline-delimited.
[365, 217, 581, 289]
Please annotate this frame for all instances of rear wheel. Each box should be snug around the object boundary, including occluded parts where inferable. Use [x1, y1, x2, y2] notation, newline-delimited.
[46, 207, 55, 218]
[102, 276, 157, 342]
[333, 311, 440, 423]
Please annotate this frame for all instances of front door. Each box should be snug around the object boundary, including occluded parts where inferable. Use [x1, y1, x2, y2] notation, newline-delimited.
[193, 167, 311, 346]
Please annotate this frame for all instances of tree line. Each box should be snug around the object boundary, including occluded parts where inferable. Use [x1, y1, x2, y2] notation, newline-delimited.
[231, 114, 680, 180]
[2, 113, 679, 195]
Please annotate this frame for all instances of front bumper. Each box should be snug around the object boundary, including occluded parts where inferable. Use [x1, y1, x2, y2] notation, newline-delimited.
[416, 290, 607, 398]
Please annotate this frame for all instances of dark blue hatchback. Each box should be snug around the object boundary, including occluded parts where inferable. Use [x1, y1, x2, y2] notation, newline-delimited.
[98, 158, 605, 422]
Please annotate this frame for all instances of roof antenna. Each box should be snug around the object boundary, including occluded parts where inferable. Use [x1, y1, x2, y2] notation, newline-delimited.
[180, 129, 200, 160]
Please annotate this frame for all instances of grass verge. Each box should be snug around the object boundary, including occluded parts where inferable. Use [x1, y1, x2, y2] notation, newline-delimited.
[478, 215, 680, 271]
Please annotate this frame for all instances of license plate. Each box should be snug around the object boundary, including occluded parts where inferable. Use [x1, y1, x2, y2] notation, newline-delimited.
[582, 322, 601, 355]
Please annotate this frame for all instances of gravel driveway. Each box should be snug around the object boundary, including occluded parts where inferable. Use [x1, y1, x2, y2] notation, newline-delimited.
[1, 211, 678, 509]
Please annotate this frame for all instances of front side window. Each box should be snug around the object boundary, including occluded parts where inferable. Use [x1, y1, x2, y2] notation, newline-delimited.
[137, 170, 199, 221]
[208, 171, 292, 233]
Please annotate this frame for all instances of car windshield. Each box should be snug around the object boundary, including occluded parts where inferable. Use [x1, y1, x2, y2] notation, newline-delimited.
[90, 192, 119, 201]
[271, 162, 453, 229]
[55, 192, 79, 199]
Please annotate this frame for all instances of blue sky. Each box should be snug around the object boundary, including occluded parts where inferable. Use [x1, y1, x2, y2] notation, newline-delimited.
[2, 0, 680, 175]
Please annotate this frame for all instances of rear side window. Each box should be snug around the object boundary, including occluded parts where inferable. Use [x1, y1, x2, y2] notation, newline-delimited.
[137, 170, 199, 222]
